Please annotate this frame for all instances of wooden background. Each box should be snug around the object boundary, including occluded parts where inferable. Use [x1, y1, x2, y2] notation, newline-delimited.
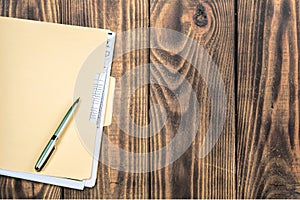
[0, 0, 299, 198]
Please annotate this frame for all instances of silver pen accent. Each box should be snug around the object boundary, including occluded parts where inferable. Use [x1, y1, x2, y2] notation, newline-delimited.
[35, 97, 80, 172]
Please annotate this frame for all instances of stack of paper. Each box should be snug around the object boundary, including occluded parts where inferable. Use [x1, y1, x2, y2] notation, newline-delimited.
[0, 17, 115, 190]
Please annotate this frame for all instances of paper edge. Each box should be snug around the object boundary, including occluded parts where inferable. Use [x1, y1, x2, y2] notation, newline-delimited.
[84, 31, 116, 188]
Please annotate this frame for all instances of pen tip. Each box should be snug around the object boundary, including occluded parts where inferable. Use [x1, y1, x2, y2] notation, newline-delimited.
[35, 166, 41, 172]
[75, 97, 80, 104]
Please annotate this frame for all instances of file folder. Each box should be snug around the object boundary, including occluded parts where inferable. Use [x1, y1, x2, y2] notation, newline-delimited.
[0, 16, 115, 189]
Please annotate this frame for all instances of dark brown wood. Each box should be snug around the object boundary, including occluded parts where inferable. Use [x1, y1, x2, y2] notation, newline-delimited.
[0, 177, 62, 198]
[149, 0, 236, 198]
[3, 0, 300, 198]
[237, 0, 300, 198]
[63, 0, 149, 198]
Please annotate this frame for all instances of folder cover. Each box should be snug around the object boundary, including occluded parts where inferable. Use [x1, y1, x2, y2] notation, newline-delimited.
[0, 16, 115, 189]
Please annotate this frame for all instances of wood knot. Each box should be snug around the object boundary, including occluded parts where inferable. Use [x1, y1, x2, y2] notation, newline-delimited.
[193, 3, 208, 27]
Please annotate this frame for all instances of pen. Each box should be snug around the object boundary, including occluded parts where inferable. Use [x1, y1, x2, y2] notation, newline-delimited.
[34, 97, 80, 172]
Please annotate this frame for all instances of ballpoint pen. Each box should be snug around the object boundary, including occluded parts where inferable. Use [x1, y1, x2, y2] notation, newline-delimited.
[34, 97, 80, 172]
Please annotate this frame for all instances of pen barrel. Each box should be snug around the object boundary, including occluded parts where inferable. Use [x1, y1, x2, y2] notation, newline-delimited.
[34, 139, 56, 171]
[53, 99, 79, 138]
[35, 98, 79, 172]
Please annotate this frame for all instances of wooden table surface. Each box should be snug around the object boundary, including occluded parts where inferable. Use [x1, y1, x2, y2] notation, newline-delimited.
[0, 0, 299, 198]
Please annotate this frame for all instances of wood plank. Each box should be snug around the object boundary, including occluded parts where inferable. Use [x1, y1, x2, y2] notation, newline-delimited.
[149, 0, 236, 198]
[237, 0, 300, 198]
[61, 0, 150, 198]
[0, 0, 149, 198]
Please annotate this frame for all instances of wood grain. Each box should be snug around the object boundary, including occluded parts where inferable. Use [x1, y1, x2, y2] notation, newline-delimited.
[63, 0, 149, 198]
[149, 0, 236, 198]
[0, 0, 149, 198]
[3, 0, 300, 198]
[237, 0, 300, 198]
